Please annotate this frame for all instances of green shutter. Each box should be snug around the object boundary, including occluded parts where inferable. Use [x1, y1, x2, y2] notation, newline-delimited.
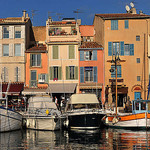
[69, 45, 75, 59]
[50, 67, 54, 80]
[66, 66, 69, 80]
[52, 45, 58, 59]
[38, 74, 41, 80]
[58, 67, 62, 80]
[30, 54, 32, 66]
[75, 66, 78, 79]
[45, 74, 48, 83]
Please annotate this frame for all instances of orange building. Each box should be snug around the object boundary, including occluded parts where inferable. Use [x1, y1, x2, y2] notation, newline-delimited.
[94, 9, 150, 108]
[79, 25, 104, 103]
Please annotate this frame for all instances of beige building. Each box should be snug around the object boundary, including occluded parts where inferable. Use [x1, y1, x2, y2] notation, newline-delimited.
[94, 9, 150, 107]
[0, 10, 32, 83]
[46, 17, 81, 100]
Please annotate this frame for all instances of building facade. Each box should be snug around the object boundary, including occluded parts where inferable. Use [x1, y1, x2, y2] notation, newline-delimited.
[94, 10, 150, 107]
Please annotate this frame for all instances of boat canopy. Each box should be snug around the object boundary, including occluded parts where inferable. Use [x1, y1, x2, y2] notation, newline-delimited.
[28, 96, 57, 109]
[68, 94, 99, 104]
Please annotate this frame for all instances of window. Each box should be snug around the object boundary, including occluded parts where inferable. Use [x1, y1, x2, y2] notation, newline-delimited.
[15, 44, 21, 56]
[38, 74, 48, 83]
[30, 70, 37, 87]
[54, 67, 58, 79]
[136, 35, 140, 41]
[50, 66, 62, 80]
[125, 20, 129, 29]
[3, 26, 9, 38]
[137, 58, 140, 63]
[3, 44, 9, 56]
[49, 28, 62, 35]
[66, 66, 78, 80]
[15, 67, 20, 82]
[2, 67, 8, 82]
[69, 45, 75, 59]
[52, 45, 59, 59]
[111, 20, 118, 30]
[30, 54, 41, 67]
[111, 65, 122, 78]
[80, 50, 97, 61]
[15, 26, 21, 38]
[137, 76, 140, 81]
[108, 42, 134, 56]
[124, 44, 130, 55]
[85, 67, 93, 81]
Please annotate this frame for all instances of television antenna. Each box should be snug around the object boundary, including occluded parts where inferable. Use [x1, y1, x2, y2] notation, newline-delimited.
[56, 13, 63, 21]
[73, 9, 84, 20]
[31, 10, 38, 26]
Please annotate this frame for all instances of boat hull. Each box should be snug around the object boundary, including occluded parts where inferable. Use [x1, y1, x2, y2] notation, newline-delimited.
[0, 107, 22, 132]
[25, 116, 63, 131]
[103, 113, 150, 129]
[67, 113, 105, 129]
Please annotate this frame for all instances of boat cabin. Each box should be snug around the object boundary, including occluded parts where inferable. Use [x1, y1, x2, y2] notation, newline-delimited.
[132, 100, 150, 114]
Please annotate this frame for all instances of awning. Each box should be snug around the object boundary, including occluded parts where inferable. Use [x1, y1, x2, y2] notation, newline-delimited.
[105, 87, 128, 94]
[22, 88, 48, 95]
[2, 82, 24, 96]
[46, 83, 77, 93]
[79, 83, 102, 89]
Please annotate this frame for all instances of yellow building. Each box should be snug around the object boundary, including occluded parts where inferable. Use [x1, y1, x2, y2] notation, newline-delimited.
[94, 10, 150, 108]
[0, 10, 31, 83]
[46, 17, 81, 100]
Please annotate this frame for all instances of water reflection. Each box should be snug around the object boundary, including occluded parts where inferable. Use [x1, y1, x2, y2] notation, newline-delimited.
[0, 128, 150, 149]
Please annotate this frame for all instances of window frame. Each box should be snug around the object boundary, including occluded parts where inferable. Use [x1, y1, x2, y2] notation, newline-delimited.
[111, 20, 118, 30]
[15, 44, 21, 56]
[3, 44, 9, 56]
[30, 54, 41, 67]
[15, 26, 21, 38]
[3, 26, 9, 39]
[136, 35, 140, 41]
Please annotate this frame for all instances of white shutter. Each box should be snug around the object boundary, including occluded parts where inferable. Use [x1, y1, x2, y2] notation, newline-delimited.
[9, 44, 13, 57]
[9, 26, 14, 39]
[21, 43, 25, 56]
[0, 26, 2, 39]
[0, 44, 2, 57]
[21, 26, 25, 39]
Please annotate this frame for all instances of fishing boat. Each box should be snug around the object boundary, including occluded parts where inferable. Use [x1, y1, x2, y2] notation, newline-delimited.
[0, 82, 22, 132]
[102, 99, 150, 129]
[24, 96, 64, 130]
[64, 94, 105, 130]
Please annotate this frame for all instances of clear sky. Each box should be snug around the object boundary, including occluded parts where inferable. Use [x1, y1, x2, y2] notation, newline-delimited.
[1, 0, 150, 26]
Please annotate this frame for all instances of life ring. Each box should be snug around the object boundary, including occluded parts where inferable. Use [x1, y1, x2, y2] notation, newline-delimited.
[112, 117, 119, 124]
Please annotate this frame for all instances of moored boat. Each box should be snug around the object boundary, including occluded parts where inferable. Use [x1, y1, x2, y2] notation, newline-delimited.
[24, 96, 64, 131]
[102, 99, 150, 129]
[64, 94, 105, 130]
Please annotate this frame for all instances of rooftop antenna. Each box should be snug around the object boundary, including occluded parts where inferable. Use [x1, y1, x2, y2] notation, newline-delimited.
[31, 10, 38, 26]
[125, 5, 130, 13]
[56, 13, 63, 21]
[73, 9, 84, 20]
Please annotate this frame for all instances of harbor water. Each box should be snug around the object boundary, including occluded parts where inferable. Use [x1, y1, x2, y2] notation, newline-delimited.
[1, 128, 150, 150]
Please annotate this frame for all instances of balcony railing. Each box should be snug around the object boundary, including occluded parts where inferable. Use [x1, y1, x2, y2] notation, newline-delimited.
[29, 80, 37, 87]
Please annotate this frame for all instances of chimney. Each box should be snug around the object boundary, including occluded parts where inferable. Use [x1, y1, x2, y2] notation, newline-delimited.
[22, 10, 26, 18]
[130, 7, 137, 14]
[139, 10, 143, 15]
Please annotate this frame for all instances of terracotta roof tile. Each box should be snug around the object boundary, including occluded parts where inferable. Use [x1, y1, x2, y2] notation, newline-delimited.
[79, 25, 94, 36]
[26, 45, 47, 53]
[79, 42, 103, 49]
[95, 13, 150, 19]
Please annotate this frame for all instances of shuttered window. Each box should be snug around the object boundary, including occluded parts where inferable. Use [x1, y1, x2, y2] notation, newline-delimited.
[3, 44, 9, 56]
[15, 26, 21, 38]
[69, 45, 75, 59]
[15, 67, 21, 82]
[30, 70, 37, 87]
[66, 66, 78, 80]
[52, 45, 59, 59]
[3, 26, 9, 38]
[111, 65, 122, 78]
[30, 54, 41, 67]
[111, 20, 118, 30]
[2, 67, 8, 82]
[50, 66, 61, 80]
[125, 20, 129, 29]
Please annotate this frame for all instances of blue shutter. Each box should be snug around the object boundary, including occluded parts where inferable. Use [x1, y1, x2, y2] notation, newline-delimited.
[120, 41, 124, 56]
[93, 50, 97, 60]
[93, 67, 97, 82]
[117, 65, 121, 78]
[125, 20, 129, 29]
[130, 44, 134, 55]
[80, 51, 84, 61]
[80, 67, 84, 83]
[134, 92, 141, 100]
[111, 20, 118, 30]
[108, 42, 112, 56]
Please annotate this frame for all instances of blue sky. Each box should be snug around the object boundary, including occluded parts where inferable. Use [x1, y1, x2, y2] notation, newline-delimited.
[1, 0, 150, 26]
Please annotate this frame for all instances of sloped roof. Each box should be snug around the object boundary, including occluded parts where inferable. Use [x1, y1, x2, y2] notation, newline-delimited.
[79, 42, 103, 49]
[95, 13, 150, 20]
[79, 25, 94, 36]
[26, 44, 47, 53]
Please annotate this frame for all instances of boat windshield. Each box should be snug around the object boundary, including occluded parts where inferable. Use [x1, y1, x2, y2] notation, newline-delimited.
[71, 104, 100, 110]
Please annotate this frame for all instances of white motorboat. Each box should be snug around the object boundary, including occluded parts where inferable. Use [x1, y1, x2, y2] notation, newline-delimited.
[24, 96, 63, 130]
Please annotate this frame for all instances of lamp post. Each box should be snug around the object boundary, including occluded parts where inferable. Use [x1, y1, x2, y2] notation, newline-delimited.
[109, 52, 120, 116]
